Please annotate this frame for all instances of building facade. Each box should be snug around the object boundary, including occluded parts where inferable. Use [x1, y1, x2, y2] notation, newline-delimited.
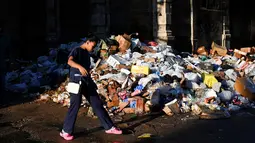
[1, 0, 255, 59]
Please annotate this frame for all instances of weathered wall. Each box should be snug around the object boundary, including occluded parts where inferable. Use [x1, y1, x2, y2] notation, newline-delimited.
[3, 0, 255, 59]
[153, 0, 174, 44]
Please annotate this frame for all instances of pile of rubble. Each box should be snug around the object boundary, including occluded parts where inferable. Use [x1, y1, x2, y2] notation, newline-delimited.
[5, 33, 255, 118]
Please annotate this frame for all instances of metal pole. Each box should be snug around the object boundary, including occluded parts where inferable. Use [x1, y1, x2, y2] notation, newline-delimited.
[190, 0, 194, 53]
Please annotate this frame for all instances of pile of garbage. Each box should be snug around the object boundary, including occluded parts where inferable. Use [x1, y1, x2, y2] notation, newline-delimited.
[5, 33, 255, 118]
[5, 41, 82, 95]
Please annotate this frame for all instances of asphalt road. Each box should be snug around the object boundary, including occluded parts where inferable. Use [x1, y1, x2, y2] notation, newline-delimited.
[0, 101, 255, 143]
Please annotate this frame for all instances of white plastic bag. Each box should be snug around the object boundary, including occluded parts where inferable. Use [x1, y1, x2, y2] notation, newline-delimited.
[184, 72, 200, 82]
[218, 90, 233, 102]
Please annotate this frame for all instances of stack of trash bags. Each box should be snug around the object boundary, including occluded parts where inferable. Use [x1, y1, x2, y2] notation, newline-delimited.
[5, 34, 255, 119]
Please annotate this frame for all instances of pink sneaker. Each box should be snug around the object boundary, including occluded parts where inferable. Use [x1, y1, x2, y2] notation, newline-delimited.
[105, 127, 123, 135]
[60, 130, 74, 141]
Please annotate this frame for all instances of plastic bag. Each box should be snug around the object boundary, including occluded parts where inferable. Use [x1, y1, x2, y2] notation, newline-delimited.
[185, 72, 200, 82]
[225, 69, 238, 81]
[218, 91, 233, 102]
[37, 56, 49, 64]
[202, 73, 218, 88]
[7, 83, 28, 93]
[20, 70, 33, 83]
[5, 72, 19, 83]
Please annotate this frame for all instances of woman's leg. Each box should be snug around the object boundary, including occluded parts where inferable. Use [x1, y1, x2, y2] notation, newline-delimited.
[85, 86, 114, 130]
[63, 93, 82, 134]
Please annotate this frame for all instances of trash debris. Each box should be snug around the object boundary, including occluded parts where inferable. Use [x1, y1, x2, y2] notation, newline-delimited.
[199, 112, 231, 120]
[191, 104, 202, 115]
[4, 34, 255, 120]
[138, 133, 153, 138]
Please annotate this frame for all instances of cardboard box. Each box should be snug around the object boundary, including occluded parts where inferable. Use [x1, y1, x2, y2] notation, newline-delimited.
[115, 35, 131, 53]
[234, 49, 247, 58]
[128, 97, 145, 114]
[144, 58, 156, 63]
[234, 53, 242, 59]
[107, 93, 120, 108]
[123, 108, 135, 114]
[197, 46, 208, 55]
[234, 77, 255, 101]
[211, 42, 227, 56]
[162, 106, 174, 116]
[131, 65, 150, 75]
[240, 47, 255, 54]
[135, 97, 145, 114]
[164, 99, 180, 114]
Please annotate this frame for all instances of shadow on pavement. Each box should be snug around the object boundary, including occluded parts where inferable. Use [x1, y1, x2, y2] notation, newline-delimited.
[135, 115, 255, 143]
[75, 112, 163, 138]
[0, 92, 36, 109]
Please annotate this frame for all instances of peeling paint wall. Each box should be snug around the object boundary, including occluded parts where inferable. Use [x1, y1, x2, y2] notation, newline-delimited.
[153, 0, 174, 44]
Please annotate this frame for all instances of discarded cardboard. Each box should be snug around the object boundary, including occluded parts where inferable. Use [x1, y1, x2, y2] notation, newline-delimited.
[128, 97, 145, 114]
[162, 106, 174, 116]
[164, 99, 180, 114]
[234, 77, 255, 101]
[211, 42, 227, 56]
[197, 46, 208, 55]
[234, 49, 247, 59]
[115, 35, 131, 53]
[7, 32, 255, 119]
[240, 47, 255, 54]
[107, 93, 120, 108]
[123, 108, 135, 114]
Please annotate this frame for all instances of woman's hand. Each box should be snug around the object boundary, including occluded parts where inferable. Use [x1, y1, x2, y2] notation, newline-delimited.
[78, 66, 88, 76]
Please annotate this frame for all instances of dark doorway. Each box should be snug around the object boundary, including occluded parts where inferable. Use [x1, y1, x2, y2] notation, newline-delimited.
[20, 0, 47, 60]
[109, 0, 153, 41]
[59, 0, 91, 43]
[229, 0, 253, 48]
[195, 0, 223, 50]
[171, 0, 191, 52]
[109, 0, 130, 35]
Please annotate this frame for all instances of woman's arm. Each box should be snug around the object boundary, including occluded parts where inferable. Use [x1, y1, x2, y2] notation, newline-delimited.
[68, 56, 88, 76]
